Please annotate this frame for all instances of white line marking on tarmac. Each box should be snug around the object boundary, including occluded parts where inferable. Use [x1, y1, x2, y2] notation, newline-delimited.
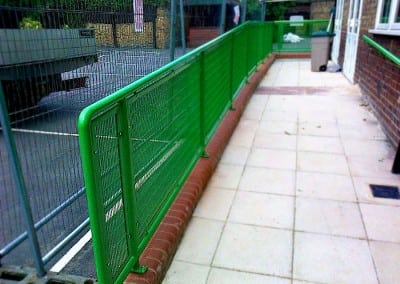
[105, 199, 123, 223]
[11, 128, 79, 137]
[49, 230, 92, 273]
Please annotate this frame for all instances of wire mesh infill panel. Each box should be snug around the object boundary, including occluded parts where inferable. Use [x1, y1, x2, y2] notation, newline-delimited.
[90, 108, 130, 282]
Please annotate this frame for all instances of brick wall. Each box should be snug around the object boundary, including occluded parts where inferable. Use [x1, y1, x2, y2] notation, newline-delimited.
[88, 8, 170, 48]
[310, 0, 335, 19]
[337, 0, 400, 145]
[357, 36, 400, 146]
[354, 0, 400, 146]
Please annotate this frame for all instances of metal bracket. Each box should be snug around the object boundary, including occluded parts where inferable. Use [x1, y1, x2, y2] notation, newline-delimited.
[131, 263, 148, 274]
[202, 151, 210, 158]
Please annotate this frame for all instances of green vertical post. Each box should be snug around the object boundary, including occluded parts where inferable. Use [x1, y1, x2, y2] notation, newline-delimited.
[0, 83, 45, 276]
[229, 33, 235, 109]
[277, 22, 283, 51]
[117, 99, 147, 274]
[199, 52, 208, 157]
[245, 24, 250, 81]
[78, 111, 111, 283]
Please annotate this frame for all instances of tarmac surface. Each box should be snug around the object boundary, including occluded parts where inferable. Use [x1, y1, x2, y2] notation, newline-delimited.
[1, 48, 184, 278]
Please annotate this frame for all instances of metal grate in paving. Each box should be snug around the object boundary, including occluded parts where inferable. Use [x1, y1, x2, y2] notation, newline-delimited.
[370, 184, 400, 200]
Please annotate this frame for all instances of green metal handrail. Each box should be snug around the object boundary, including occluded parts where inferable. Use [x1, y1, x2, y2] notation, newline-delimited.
[78, 21, 272, 284]
[362, 35, 400, 66]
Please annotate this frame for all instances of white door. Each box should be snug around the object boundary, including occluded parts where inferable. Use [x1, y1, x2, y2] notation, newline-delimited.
[331, 0, 344, 64]
[343, 0, 363, 82]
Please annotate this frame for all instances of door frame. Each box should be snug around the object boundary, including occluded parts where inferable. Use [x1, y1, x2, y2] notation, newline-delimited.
[343, 0, 363, 83]
[331, 0, 344, 64]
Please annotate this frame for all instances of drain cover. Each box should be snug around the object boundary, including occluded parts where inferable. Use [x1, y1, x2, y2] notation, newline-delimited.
[370, 184, 400, 199]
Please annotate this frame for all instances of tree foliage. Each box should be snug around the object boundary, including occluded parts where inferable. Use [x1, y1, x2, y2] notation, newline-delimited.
[266, 1, 296, 20]
[0, 0, 169, 10]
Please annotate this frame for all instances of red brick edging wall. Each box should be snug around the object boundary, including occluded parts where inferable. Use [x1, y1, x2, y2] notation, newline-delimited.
[125, 53, 287, 284]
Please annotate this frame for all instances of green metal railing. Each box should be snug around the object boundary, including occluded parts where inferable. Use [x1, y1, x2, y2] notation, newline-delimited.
[78, 21, 272, 284]
[362, 35, 400, 66]
[273, 19, 329, 52]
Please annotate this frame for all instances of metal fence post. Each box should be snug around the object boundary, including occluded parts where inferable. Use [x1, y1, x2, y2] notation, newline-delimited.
[229, 33, 235, 110]
[170, 0, 177, 61]
[0, 83, 45, 276]
[219, 0, 227, 35]
[260, 0, 266, 21]
[245, 25, 250, 82]
[118, 99, 147, 274]
[241, 0, 247, 23]
[277, 22, 283, 51]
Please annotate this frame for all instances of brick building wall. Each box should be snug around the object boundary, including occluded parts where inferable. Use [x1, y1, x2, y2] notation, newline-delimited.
[310, 0, 335, 19]
[354, 0, 400, 146]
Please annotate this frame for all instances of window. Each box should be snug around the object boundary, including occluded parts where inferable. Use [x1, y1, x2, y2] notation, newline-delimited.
[373, 0, 400, 35]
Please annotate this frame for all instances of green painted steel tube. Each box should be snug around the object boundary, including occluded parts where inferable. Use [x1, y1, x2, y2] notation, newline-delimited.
[228, 33, 234, 109]
[273, 19, 330, 25]
[199, 51, 207, 156]
[78, 106, 115, 283]
[117, 100, 143, 272]
[362, 35, 400, 66]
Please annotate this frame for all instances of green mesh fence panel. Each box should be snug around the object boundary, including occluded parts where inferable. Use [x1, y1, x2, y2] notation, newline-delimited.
[78, 22, 273, 284]
[88, 105, 131, 283]
[247, 24, 259, 72]
[263, 23, 274, 56]
[202, 39, 232, 144]
[231, 29, 249, 98]
[273, 20, 330, 52]
[128, 59, 202, 246]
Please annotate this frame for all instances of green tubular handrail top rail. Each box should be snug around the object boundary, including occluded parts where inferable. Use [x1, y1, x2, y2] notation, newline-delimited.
[362, 35, 400, 66]
[273, 19, 330, 25]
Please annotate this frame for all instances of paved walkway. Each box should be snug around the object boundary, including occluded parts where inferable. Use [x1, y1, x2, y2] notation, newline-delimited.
[162, 59, 400, 284]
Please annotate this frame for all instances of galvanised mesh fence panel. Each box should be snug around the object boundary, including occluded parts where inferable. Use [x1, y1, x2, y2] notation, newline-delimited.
[272, 19, 330, 53]
[79, 22, 272, 284]
[0, 0, 185, 277]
